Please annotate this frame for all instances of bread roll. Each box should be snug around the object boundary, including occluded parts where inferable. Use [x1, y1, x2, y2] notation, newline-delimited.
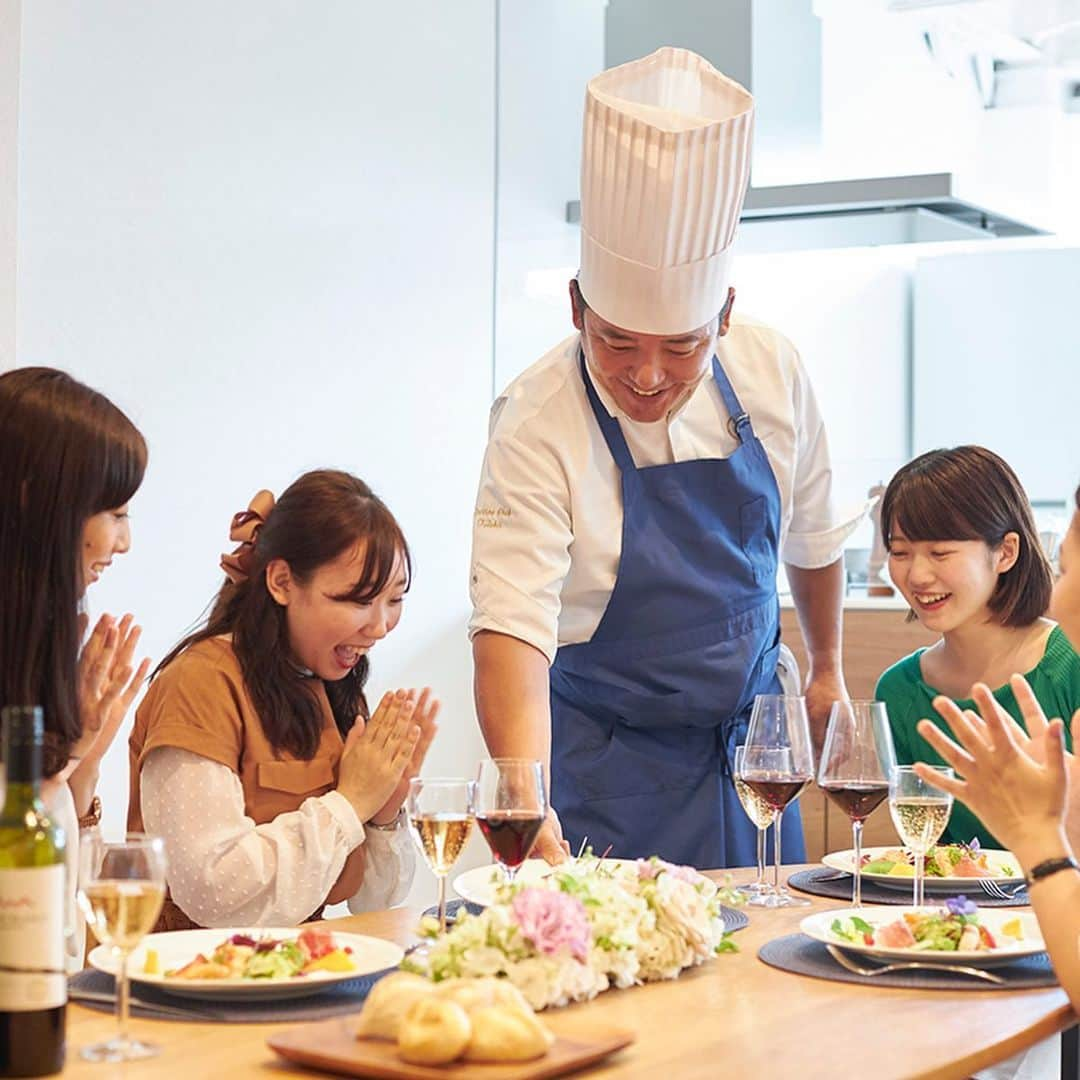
[435, 976, 532, 1017]
[463, 1004, 554, 1063]
[355, 972, 435, 1041]
[397, 998, 472, 1066]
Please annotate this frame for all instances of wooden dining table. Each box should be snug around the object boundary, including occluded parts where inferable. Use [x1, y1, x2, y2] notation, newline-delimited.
[60, 865, 1076, 1080]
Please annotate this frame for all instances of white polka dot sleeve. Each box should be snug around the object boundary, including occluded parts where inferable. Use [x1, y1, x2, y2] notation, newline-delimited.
[140, 746, 405, 927]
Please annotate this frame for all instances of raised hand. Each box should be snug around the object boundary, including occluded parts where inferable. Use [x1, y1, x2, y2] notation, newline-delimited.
[913, 680, 1071, 864]
[336, 689, 421, 823]
[68, 613, 151, 815]
[370, 687, 440, 825]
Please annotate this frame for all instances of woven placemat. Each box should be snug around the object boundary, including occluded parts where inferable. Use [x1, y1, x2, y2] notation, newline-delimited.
[425, 899, 750, 934]
[787, 868, 1030, 908]
[758, 934, 1056, 991]
[68, 965, 395, 1023]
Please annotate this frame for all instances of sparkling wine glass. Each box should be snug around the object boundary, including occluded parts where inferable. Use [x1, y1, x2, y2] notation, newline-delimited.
[77, 832, 167, 1063]
[474, 759, 546, 885]
[888, 765, 954, 907]
[817, 700, 897, 907]
[738, 695, 815, 909]
[732, 744, 776, 900]
[406, 778, 475, 934]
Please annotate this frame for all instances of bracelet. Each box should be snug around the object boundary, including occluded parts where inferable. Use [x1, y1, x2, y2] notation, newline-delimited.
[78, 795, 102, 831]
[1025, 855, 1079, 887]
[368, 808, 406, 832]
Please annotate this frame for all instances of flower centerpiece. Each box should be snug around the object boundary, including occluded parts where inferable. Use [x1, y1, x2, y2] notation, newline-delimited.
[404, 854, 742, 1010]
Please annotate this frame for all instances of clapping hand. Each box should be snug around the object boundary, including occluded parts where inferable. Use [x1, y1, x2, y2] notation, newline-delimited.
[68, 613, 151, 815]
[370, 687, 440, 824]
[913, 676, 1078, 861]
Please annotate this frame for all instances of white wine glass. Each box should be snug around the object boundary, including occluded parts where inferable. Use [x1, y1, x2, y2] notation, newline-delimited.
[77, 832, 166, 1063]
[474, 759, 546, 885]
[406, 778, 475, 934]
[738, 695, 815, 909]
[888, 765, 954, 907]
[732, 745, 776, 900]
[817, 700, 896, 907]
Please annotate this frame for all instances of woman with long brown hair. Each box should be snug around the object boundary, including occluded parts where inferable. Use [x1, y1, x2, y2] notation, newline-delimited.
[129, 469, 437, 929]
[0, 366, 149, 822]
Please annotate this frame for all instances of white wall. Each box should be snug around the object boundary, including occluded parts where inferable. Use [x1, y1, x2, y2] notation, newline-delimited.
[0, 0, 17, 369]
[15, 1, 495, 907]
[494, 0, 605, 391]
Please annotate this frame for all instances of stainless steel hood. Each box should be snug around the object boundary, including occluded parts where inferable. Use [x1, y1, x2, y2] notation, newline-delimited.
[566, 0, 1047, 248]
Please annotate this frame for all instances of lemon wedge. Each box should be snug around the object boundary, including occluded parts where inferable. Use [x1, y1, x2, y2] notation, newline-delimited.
[143, 948, 160, 975]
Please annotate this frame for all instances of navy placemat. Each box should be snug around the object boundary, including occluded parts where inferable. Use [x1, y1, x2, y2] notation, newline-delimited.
[425, 899, 750, 934]
[69, 965, 396, 1023]
[758, 934, 1057, 991]
[788, 868, 1030, 907]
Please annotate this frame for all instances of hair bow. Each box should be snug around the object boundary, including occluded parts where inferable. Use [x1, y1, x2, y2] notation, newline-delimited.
[220, 489, 276, 584]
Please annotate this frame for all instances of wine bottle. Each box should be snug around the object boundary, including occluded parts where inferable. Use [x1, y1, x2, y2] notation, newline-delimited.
[0, 706, 67, 1078]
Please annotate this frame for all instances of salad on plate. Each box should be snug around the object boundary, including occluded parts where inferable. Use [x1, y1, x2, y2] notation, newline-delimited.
[160, 926, 356, 980]
[829, 897, 1020, 953]
[862, 841, 1016, 881]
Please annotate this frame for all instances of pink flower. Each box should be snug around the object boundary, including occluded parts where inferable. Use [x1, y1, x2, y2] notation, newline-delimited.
[636, 858, 702, 885]
[511, 888, 590, 963]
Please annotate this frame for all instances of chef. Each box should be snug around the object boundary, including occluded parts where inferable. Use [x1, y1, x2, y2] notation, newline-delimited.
[469, 47, 858, 869]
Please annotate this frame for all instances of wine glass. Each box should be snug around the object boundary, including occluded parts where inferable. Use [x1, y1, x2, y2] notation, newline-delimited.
[817, 700, 897, 907]
[732, 744, 776, 901]
[77, 832, 166, 1063]
[474, 759, 546, 885]
[406, 778, 475, 934]
[738, 695, 815, 908]
[888, 765, 954, 907]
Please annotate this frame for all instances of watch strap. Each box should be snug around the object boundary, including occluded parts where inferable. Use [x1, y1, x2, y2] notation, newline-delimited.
[1025, 855, 1079, 887]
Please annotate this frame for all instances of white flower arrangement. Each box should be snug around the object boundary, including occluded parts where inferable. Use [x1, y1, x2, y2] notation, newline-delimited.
[404, 854, 742, 1011]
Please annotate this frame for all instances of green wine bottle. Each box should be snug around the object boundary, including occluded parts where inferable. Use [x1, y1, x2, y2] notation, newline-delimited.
[0, 706, 67, 1078]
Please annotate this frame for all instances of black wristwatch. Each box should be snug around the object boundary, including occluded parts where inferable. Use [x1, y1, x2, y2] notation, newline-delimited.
[1025, 855, 1080, 887]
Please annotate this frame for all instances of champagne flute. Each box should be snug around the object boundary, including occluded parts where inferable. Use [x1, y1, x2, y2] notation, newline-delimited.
[732, 744, 776, 900]
[474, 759, 546, 885]
[888, 765, 954, 907]
[738, 695, 815, 909]
[406, 778, 475, 934]
[77, 832, 166, 1063]
[817, 700, 896, 907]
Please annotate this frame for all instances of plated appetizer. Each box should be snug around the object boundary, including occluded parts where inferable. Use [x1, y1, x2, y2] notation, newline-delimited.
[830, 898, 1022, 953]
[862, 841, 1016, 880]
[160, 926, 356, 980]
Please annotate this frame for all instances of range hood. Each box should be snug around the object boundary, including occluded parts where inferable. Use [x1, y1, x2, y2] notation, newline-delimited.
[564, 0, 1047, 249]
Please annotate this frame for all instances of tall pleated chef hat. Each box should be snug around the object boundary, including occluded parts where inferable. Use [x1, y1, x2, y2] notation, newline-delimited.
[578, 47, 754, 336]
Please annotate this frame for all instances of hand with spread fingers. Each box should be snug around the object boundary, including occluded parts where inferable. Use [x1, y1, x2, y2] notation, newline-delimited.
[370, 686, 440, 825]
[913, 677, 1076, 866]
[336, 689, 423, 824]
[69, 612, 152, 816]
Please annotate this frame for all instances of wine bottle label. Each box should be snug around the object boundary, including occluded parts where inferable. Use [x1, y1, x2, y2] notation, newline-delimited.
[0, 865, 67, 1011]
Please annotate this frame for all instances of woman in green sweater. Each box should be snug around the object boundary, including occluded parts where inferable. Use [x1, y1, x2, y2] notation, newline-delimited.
[875, 446, 1080, 849]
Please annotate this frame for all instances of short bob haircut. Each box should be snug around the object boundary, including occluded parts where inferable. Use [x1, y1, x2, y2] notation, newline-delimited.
[880, 445, 1052, 628]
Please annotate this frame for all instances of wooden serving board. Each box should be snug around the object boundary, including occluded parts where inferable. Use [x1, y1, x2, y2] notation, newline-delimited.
[267, 1014, 635, 1079]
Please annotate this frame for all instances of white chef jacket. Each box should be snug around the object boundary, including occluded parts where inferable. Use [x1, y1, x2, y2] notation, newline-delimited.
[469, 314, 862, 664]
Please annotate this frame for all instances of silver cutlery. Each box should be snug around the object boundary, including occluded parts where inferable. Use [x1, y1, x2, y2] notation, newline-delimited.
[825, 943, 1005, 985]
[69, 989, 217, 1020]
[979, 879, 1028, 902]
[814, 870, 852, 882]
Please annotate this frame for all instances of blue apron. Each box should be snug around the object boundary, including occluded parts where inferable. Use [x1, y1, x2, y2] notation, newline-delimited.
[549, 352, 805, 869]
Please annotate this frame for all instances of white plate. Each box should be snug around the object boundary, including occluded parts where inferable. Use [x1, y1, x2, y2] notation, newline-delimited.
[801, 906, 1045, 968]
[89, 928, 403, 1001]
[821, 846, 1024, 893]
[453, 858, 635, 907]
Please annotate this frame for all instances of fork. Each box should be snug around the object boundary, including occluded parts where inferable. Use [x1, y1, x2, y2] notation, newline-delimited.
[825, 944, 1005, 985]
[68, 988, 218, 1020]
[980, 879, 1028, 902]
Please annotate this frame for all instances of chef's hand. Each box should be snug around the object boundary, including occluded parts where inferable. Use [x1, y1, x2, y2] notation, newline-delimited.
[533, 806, 571, 865]
[803, 669, 848, 760]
